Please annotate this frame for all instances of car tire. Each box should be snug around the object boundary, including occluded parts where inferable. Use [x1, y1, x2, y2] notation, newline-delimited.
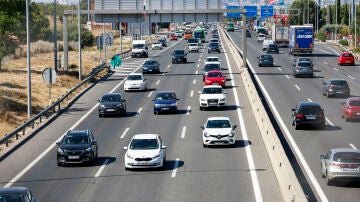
[57, 162, 62, 166]
[327, 176, 333, 186]
[345, 116, 350, 122]
[199, 106, 203, 111]
[326, 92, 330, 98]
[203, 143, 207, 147]
[321, 165, 326, 178]
[98, 114, 102, 118]
[294, 122, 299, 130]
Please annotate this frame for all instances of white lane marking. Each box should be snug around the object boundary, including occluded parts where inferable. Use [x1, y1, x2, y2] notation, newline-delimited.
[323, 61, 328, 65]
[195, 70, 198, 74]
[229, 38, 328, 201]
[314, 57, 318, 59]
[156, 80, 160, 85]
[167, 64, 171, 68]
[171, 158, 180, 178]
[277, 67, 282, 71]
[223, 37, 263, 201]
[325, 117, 334, 126]
[347, 75, 355, 80]
[193, 79, 196, 85]
[197, 64, 200, 68]
[190, 90, 194, 98]
[137, 107, 143, 114]
[181, 126, 187, 138]
[94, 159, 109, 178]
[186, 106, 191, 115]
[147, 91, 153, 98]
[120, 128, 130, 139]
[307, 98, 312, 102]
[198, 58, 201, 62]
[333, 68, 339, 71]
[349, 144, 357, 149]
[294, 84, 301, 91]
[285, 75, 290, 79]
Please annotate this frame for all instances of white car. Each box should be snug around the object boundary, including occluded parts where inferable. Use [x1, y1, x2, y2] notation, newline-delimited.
[124, 134, 167, 169]
[198, 85, 226, 110]
[204, 56, 221, 66]
[124, 73, 147, 91]
[188, 43, 199, 52]
[151, 41, 163, 50]
[257, 33, 265, 42]
[201, 117, 237, 147]
[262, 39, 274, 51]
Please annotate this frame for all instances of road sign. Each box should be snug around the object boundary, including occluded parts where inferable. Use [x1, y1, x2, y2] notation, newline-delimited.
[42, 67, 56, 84]
[227, 5, 241, 18]
[244, 6, 257, 17]
[261, 6, 274, 18]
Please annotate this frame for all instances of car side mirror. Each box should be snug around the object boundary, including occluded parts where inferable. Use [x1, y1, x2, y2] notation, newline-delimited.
[223, 91, 227, 94]
[151, 99, 155, 101]
[162, 145, 167, 149]
[93, 141, 97, 145]
[320, 154, 325, 159]
[233, 125, 237, 129]
[176, 98, 180, 100]
[291, 109, 296, 111]
[97, 100, 101, 102]
[123, 146, 128, 150]
[144, 79, 147, 81]
[322, 82, 326, 85]
[198, 91, 202, 94]
[341, 102, 346, 105]
[122, 99, 126, 102]
[200, 126, 205, 129]
[56, 142, 60, 146]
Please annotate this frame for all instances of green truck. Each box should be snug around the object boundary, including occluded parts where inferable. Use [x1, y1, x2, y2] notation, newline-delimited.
[227, 22, 235, 32]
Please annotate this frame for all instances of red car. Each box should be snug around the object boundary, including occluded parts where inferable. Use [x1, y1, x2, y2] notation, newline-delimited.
[338, 52, 355, 65]
[170, 34, 177, 41]
[341, 97, 360, 121]
[204, 70, 226, 87]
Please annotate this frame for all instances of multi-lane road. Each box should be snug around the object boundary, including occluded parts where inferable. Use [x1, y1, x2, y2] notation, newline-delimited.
[228, 29, 360, 201]
[0, 32, 285, 201]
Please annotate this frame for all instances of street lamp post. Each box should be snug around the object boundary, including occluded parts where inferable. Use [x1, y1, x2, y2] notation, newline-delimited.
[26, 0, 31, 117]
[335, 0, 338, 43]
[78, 0, 82, 80]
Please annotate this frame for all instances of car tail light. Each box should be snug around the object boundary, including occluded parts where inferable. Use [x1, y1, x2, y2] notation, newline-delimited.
[329, 85, 335, 89]
[332, 162, 360, 168]
[296, 66, 300, 71]
[296, 113, 304, 119]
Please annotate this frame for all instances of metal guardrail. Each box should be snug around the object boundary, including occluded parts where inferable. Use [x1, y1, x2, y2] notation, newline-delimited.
[0, 49, 131, 148]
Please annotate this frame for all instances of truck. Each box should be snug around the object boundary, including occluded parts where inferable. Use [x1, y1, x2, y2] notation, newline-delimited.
[272, 24, 289, 47]
[288, 25, 314, 55]
[131, 40, 148, 58]
[227, 22, 235, 32]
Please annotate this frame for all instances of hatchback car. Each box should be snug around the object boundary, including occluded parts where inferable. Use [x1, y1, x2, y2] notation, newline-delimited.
[124, 134, 167, 170]
[0, 187, 36, 202]
[153, 91, 179, 114]
[202, 63, 221, 81]
[98, 93, 126, 117]
[267, 44, 279, 54]
[341, 97, 360, 121]
[56, 130, 98, 166]
[171, 50, 188, 64]
[124, 73, 147, 91]
[293, 61, 314, 78]
[188, 43, 199, 52]
[338, 52, 355, 66]
[208, 42, 221, 53]
[204, 70, 226, 88]
[198, 85, 226, 110]
[169, 34, 177, 41]
[257, 54, 274, 67]
[320, 148, 360, 185]
[151, 41, 163, 50]
[142, 59, 160, 74]
[322, 79, 350, 98]
[291, 101, 325, 130]
[201, 117, 237, 147]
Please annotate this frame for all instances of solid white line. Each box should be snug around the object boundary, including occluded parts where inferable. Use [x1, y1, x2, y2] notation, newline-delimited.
[120, 128, 130, 139]
[147, 91, 153, 98]
[171, 158, 180, 178]
[294, 84, 301, 91]
[137, 107, 143, 114]
[347, 75, 355, 80]
[167, 64, 171, 68]
[94, 159, 109, 178]
[156, 80, 160, 85]
[181, 126, 187, 138]
[223, 37, 263, 201]
[349, 144, 357, 150]
[325, 117, 334, 126]
[186, 106, 191, 115]
[277, 67, 282, 71]
[323, 61, 328, 64]
[190, 90, 194, 98]
[307, 98, 312, 102]
[285, 75, 290, 79]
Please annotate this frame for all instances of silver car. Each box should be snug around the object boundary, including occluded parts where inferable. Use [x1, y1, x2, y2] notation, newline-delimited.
[292, 61, 314, 78]
[320, 148, 360, 185]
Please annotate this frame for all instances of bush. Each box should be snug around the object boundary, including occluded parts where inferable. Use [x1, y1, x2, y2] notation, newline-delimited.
[316, 31, 326, 42]
[338, 39, 348, 46]
[352, 47, 360, 53]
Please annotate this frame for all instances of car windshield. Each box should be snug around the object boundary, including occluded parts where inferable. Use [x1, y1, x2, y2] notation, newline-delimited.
[206, 120, 231, 128]
[101, 94, 122, 102]
[0, 194, 24, 201]
[189, 43, 197, 46]
[349, 100, 360, 106]
[127, 75, 142, 80]
[333, 152, 360, 163]
[342, 53, 353, 57]
[133, 44, 145, 49]
[269, 44, 277, 48]
[207, 72, 222, 77]
[207, 57, 219, 62]
[155, 93, 175, 100]
[298, 58, 311, 62]
[62, 134, 90, 145]
[261, 55, 272, 59]
[204, 64, 221, 71]
[144, 60, 157, 65]
[209, 43, 218, 47]
[174, 50, 184, 55]
[188, 39, 198, 43]
[298, 62, 312, 67]
[300, 106, 322, 114]
[330, 80, 348, 86]
[203, 88, 222, 94]
[130, 139, 159, 150]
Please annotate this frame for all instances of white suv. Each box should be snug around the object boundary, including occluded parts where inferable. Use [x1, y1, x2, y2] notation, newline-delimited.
[257, 33, 265, 42]
[201, 117, 237, 147]
[188, 43, 199, 52]
[198, 85, 226, 110]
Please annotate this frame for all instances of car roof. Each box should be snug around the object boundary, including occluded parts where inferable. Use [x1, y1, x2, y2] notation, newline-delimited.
[67, 130, 90, 136]
[347, 96, 360, 101]
[0, 187, 29, 194]
[297, 101, 321, 107]
[207, 117, 231, 121]
[330, 148, 360, 153]
[132, 134, 159, 139]
[156, 91, 175, 94]
[128, 73, 143, 76]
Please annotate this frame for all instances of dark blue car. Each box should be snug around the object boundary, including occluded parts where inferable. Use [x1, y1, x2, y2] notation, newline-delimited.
[153, 91, 179, 114]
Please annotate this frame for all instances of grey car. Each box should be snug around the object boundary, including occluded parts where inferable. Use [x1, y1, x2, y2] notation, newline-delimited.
[322, 78, 350, 98]
[202, 63, 221, 81]
[0, 187, 36, 202]
[320, 148, 360, 185]
[257, 54, 274, 67]
[98, 93, 126, 117]
[293, 61, 314, 78]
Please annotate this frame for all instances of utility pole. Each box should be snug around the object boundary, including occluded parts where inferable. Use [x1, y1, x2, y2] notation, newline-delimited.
[53, 0, 58, 72]
[78, 0, 82, 80]
[26, 0, 32, 117]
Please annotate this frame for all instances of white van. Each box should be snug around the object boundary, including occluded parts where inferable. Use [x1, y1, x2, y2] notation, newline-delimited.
[131, 40, 148, 58]
[257, 34, 265, 42]
[262, 39, 274, 51]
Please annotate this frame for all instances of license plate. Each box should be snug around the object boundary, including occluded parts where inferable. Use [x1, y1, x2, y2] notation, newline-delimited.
[161, 108, 169, 110]
[209, 102, 217, 105]
[149, 70, 152, 71]
[137, 162, 152, 165]
[214, 142, 224, 144]
[356, 112, 360, 115]
[68, 155, 79, 159]
[106, 109, 115, 112]
[306, 116, 316, 120]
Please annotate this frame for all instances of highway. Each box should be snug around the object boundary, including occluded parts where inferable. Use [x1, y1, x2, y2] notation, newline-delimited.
[228, 29, 360, 202]
[0, 33, 283, 201]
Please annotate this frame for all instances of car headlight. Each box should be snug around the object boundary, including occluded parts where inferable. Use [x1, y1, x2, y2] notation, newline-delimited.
[143, 67, 148, 69]
[170, 102, 177, 106]
[117, 103, 123, 107]
[57, 147, 65, 154]
[200, 98, 206, 101]
[229, 131, 235, 137]
[220, 97, 226, 101]
[154, 104, 162, 107]
[203, 131, 209, 137]
[100, 104, 105, 108]
[126, 153, 134, 159]
[153, 152, 161, 159]
[85, 147, 93, 152]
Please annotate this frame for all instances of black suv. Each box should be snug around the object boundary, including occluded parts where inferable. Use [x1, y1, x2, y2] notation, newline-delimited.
[292, 102, 325, 130]
[208, 42, 220, 53]
[267, 44, 279, 54]
[322, 79, 350, 98]
[246, 29, 251, 37]
[171, 50, 188, 63]
[56, 130, 98, 166]
[98, 93, 127, 117]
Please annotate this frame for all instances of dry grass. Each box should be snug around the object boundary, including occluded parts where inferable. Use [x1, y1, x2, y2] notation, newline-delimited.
[0, 34, 132, 139]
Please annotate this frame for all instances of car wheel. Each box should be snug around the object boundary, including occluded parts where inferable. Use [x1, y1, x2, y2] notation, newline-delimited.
[98, 113, 102, 118]
[345, 116, 350, 122]
[323, 89, 326, 96]
[321, 165, 326, 178]
[327, 176, 333, 186]
[57, 162, 62, 166]
[326, 92, 330, 98]
[125, 167, 130, 170]
[294, 122, 299, 130]
[199, 106, 203, 111]
[318, 123, 325, 130]
[203, 143, 207, 147]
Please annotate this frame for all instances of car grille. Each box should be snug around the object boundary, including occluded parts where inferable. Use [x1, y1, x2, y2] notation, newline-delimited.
[64, 150, 83, 155]
[210, 134, 229, 139]
[135, 157, 152, 161]
[207, 99, 219, 105]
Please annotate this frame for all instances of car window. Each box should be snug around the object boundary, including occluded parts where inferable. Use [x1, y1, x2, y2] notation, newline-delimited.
[298, 62, 312, 67]
[203, 88, 222, 94]
[261, 55, 272, 59]
[330, 80, 348, 86]
[333, 152, 360, 163]
[269, 44, 277, 48]
[206, 120, 231, 128]
[156, 93, 175, 100]
[174, 50, 185, 55]
[127, 75, 142, 80]
[349, 100, 360, 106]
[130, 139, 159, 150]
[209, 43, 218, 46]
[62, 134, 90, 145]
[204, 64, 221, 71]
[101, 94, 122, 102]
[144, 60, 157, 65]
[207, 58, 219, 62]
[342, 53, 353, 57]
[0, 194, 25, 201]
[207, 72, 222, 77]
[299, 105, 322, 114]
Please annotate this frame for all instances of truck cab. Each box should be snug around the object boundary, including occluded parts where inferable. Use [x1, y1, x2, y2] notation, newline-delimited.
[131, 40, 148, 58]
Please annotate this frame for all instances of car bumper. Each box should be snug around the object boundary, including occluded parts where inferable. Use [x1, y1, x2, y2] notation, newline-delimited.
[172, 58, 186, 63]
[328, 89, 350, 96]
[99, 107, 125, 115]
[259, 61, 273, 66]
[143, 68, 160, 73]
[57, 152, 94, 164]
[154, 105, 178, 113]
[200, 100, 226, 108]
[327, 170, 360, 182]
[203, 136, 235, 146]
[125, 157, 164, 169]
[345, 111, 360, 119]
[208, 49, 220, 53]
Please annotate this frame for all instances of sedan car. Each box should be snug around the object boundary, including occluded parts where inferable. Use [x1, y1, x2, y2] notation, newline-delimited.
[208, 42, 220, 53]
[204, 70, 226, 88]
[124, 134, 167, 170]
[171, 50, 188, 64]
[198, 85, 226, 110]
[338, 52, 355, 65]
[267, 44, 279, 54]
[151, 41, 163, 50]
[142, 59, 160, 74]
[257, 54, 274, 67]
[0, 187, 36, 202]
[153, 91, 179, 114]
[56, 129, 98, 166]
[293, 61, 314, 78]
[341, 97, 360, 121]
[98, 93, 126, 117]
[322, 78, 350, 98]
[169, 34, 177, 41]
[204, 56, 221, 66]
[320, 148, 360, 185]
[201, 117, 237, 147]
[158, 38, 167, 47]
[202, 63, 221, 81]
[188, 43, 199, 52]
[291, 101, 325, 130]
[124, 73, 147, 91]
